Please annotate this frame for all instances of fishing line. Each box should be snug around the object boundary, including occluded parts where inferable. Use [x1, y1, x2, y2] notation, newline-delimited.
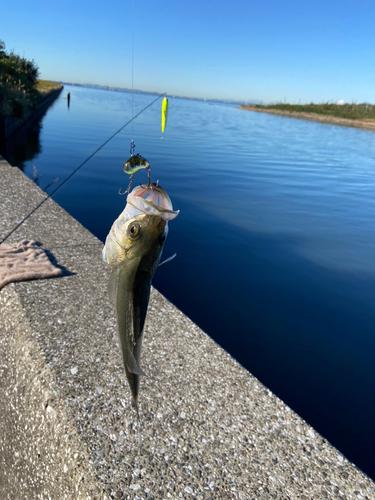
[0, 93, 166, 245]
[131, 0, 134, 141]
[130, 0, 136, 155]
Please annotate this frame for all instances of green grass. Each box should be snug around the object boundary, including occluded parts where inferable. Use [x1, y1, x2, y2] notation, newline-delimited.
[36, 80, 63, 94]
[0, 40, 62, 119]
[251, 102, 375, 121]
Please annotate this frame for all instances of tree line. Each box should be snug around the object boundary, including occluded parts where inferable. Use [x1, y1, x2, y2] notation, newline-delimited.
[0, 40, 39, 119]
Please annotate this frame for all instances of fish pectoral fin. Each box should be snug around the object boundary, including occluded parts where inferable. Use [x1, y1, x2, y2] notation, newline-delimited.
[129, 350, 148, 377]
[158, 253, 177, 267]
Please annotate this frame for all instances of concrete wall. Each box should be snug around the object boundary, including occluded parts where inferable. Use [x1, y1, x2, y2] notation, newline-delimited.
[0, 87, 63, 140]
[0, 157, 374, 499]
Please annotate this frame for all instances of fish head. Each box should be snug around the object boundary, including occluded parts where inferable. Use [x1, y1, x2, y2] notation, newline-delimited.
[123, 213, 168, 274]
[102, 183, 179, 268]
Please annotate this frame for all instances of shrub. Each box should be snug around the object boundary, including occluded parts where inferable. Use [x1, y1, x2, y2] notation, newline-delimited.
[0, 40, 40, 119]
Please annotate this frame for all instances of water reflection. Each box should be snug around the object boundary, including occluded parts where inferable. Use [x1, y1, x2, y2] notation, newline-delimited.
[0, 110, 45, 171]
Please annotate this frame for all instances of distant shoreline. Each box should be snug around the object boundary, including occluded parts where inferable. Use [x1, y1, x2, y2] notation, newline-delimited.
[238, 105, 375, 132]
[60, 82, 244, 105]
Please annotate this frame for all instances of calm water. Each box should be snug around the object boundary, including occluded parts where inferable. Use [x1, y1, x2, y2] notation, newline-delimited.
[3, 85, 375, 479]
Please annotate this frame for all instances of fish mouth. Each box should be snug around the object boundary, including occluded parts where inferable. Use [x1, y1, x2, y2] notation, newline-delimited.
[141, 214, 168, 230]
[125, 183, 179, 221]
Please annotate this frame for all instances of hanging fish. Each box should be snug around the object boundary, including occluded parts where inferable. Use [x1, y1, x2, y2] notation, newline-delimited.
[102, 184, 179, 411]
[123, 153, 150, 175]
[161, 96, 168, 136]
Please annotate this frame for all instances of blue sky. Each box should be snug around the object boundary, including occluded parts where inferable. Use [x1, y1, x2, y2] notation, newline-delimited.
[2, 0, 375, 103]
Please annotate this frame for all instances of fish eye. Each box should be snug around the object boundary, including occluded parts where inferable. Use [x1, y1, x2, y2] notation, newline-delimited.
[128, 223, 141, 239]
[159, 232, 166, 244]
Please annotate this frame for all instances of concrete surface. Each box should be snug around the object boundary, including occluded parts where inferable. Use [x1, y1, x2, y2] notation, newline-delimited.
[0, 156, 374, 499]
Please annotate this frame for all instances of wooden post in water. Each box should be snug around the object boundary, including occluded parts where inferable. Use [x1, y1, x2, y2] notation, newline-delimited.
[67, 92, 70, 108]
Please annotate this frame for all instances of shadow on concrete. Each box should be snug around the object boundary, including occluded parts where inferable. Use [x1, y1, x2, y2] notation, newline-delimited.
[41, 244, 75, 279]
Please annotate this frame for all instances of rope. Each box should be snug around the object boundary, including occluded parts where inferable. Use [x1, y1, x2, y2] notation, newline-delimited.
[0, 92, 166, 244]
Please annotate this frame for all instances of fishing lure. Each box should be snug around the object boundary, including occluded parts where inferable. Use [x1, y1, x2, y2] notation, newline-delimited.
[123, 153, 150, 175]
[161, 97, 168, 136]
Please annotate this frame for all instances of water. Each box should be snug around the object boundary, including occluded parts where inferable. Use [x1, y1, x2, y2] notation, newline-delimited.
[3, 85, 375, 479]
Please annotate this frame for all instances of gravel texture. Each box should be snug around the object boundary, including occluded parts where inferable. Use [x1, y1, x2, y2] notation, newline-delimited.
[0, 157, 374, 499]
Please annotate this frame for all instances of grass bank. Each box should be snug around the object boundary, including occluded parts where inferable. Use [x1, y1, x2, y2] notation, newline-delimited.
[239, 103, 375, 131]
[0, 81, 63, 141]
[36, 80, 63, 95]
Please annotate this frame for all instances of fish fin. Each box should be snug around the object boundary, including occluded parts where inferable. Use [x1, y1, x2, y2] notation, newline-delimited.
[129, 350, 148, 377]
[102, 229, 125, 266]
[158, 253, 177, 267]
[108, 266, 119, 305]
[133, 272, 152, 344]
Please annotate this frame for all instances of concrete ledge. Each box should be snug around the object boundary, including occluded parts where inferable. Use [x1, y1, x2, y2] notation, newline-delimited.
[0, 285, 98, 498]
[0, 157, 374, 499]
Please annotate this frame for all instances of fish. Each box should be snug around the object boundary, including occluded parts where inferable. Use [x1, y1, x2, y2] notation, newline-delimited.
[123, 153, 150, 175]
[102, 183, 179, 411]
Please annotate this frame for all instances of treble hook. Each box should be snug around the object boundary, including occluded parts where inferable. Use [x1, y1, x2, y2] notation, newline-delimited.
[140, 166, 152, 189]
[118, 175, 135, 195]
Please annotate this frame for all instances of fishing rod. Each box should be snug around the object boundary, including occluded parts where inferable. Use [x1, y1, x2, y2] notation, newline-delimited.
[0, 92, 166, 245]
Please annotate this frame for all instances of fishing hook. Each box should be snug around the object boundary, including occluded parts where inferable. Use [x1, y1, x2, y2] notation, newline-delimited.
[118, 174, 136, 195]
[140, 166, 153, 189]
